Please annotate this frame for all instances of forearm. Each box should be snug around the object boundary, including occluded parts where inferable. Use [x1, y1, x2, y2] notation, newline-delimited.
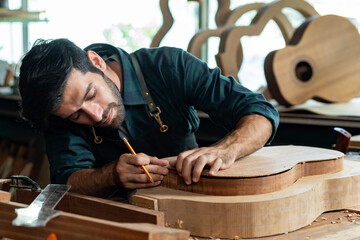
[215, 114, 273, 161]
[66, 161, 120, 198]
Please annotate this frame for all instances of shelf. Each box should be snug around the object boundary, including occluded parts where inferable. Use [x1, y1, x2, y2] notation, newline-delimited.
[0, 8, 45, 22]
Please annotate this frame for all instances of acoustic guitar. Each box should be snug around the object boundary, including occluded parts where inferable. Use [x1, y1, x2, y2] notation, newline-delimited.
[264, 14, 360, 106]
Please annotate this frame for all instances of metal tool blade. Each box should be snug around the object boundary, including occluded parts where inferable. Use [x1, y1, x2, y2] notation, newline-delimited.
[12, 184, 70, 227]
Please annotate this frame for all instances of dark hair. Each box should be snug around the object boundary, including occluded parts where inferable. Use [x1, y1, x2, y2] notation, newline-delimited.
[19, 38, 103, 130]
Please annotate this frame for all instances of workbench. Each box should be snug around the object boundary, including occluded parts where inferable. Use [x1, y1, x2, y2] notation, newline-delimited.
[196, 102, 360, 150]
[2, 183, 360, 239]
[191, 209, 360, 239]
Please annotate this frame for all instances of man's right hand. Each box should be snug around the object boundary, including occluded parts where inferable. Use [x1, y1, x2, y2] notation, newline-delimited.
[115, 153, 169, 189]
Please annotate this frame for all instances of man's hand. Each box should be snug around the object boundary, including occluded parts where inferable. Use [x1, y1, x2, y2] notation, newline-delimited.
[67, 152, 169, 197]
[168, 147, 234, 185]
[115, 153, 169, 189]
[169, 114, 273, 185]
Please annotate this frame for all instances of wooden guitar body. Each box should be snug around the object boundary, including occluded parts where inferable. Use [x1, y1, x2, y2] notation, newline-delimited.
[161, 145, 343, 196]
[264, 14, 360, 106]
[131, 146, 359, 238]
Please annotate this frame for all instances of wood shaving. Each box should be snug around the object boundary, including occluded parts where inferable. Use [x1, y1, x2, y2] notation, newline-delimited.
[175, 219, 184, 228]
[321, 217, 327, 220]
[233, 236, 240, 240]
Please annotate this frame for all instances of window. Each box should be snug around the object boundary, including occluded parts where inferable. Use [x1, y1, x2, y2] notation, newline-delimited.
[0, 0, 359, 91]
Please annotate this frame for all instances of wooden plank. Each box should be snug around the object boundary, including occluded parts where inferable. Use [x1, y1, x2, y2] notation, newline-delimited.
[132, 159, 360, 239]
[0, 190, 10, 201]
[15, 189, 164, 226]
[132, 195, 159, 211]
[162, 146, 343, 195]
[0, 200, 189, 240]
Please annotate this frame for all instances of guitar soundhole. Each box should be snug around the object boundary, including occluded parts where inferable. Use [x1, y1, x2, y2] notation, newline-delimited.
[295, 61, 312, 82]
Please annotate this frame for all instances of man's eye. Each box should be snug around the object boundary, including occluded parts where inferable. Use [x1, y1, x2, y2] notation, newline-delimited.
[89, 89, 96, 100]
[71, 111, 81, 121]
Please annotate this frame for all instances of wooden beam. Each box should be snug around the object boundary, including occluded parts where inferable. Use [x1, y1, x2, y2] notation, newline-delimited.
[0, 190, 10, 201]
[0, 201, 189, 240]
[15, 189, 164, 226]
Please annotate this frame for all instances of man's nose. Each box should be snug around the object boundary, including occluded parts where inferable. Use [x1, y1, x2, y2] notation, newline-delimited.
[82, 102, 103, 123]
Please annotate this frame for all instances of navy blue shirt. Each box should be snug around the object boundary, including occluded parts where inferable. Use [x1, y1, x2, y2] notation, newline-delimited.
[45, 46, 279, 184]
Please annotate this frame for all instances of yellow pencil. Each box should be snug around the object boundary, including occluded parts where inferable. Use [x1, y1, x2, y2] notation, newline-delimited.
[122, 137, 154, 183]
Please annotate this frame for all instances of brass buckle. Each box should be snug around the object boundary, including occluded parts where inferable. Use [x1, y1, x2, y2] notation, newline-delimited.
[149, 107, 168, 133]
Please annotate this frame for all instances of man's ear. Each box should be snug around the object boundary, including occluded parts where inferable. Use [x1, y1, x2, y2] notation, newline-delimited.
[87, 51, 106, 71]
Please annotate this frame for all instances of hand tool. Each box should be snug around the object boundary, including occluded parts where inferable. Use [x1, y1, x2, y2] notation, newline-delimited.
[0, 175, 71, 227]
[12, 184, 70, 227]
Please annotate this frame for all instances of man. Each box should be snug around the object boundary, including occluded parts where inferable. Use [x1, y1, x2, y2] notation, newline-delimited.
[19, 38, 279, 198]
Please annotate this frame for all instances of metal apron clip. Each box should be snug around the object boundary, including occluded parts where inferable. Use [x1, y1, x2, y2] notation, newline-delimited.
[89, 126, 103, 144]
[130, 53, 168, 133]
[149, 107, 168, 132]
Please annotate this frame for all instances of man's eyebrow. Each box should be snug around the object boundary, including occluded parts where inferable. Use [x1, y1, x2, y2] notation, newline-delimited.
[65, 82, 93, 120]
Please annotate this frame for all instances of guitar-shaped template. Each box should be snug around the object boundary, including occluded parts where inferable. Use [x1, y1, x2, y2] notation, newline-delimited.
[264, 14, 360, 106]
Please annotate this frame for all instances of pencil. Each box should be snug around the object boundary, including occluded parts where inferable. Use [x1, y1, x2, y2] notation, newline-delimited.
[122, 137, 154, 183]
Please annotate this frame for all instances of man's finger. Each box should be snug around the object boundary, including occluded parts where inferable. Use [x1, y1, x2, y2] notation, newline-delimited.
[209, 157, 223, 175]
[191, 156, 208, 183]
[145, 165, 169, 175]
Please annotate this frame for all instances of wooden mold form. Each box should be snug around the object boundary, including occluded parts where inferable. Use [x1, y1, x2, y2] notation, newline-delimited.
[132, 159, 360, 239]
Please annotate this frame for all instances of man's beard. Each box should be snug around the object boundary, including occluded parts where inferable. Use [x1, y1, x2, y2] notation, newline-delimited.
[95, 74, 125, 128]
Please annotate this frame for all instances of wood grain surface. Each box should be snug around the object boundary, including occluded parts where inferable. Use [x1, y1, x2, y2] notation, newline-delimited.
[132, 159, 360, 239]
[162, 145, 343, 195]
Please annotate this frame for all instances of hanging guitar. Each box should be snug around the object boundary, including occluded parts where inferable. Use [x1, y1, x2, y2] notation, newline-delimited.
[264, 14, 360, 106]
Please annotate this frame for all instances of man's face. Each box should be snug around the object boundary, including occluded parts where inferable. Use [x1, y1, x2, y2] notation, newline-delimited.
[52, 69, 125, 128]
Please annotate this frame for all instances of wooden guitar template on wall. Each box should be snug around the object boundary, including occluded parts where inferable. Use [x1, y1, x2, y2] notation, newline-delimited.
[264, 14, 360, 106]
[187, 2, 295, 72]
[215, 0, 319, 82]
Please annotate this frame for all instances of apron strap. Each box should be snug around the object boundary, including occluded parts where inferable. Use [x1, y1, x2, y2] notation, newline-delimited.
[130, 53, 168, 133]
